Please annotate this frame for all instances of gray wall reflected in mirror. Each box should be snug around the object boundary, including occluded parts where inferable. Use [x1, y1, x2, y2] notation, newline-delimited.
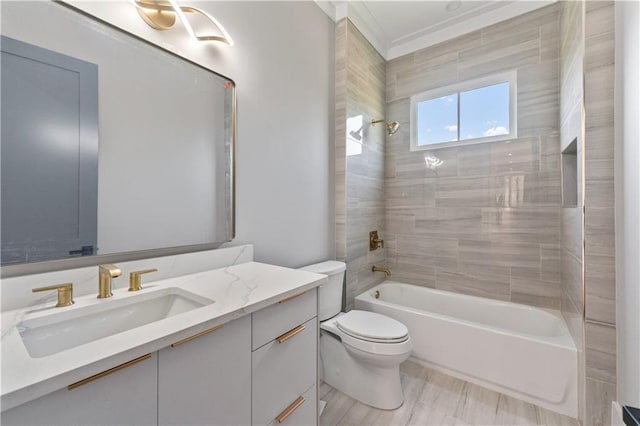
[0, 1, 236, 272]
[2, 36, 99, 265]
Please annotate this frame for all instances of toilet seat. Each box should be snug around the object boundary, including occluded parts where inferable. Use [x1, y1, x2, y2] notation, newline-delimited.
[336, 310, 409, 343]
[320, 311, 412, 356]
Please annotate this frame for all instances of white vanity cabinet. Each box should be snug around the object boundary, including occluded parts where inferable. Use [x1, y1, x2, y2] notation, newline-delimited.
[1, 352, 158, 426]
[157, 315, 251, 426]
[252, 290, 318, 425]
[2, 286, 320, 426]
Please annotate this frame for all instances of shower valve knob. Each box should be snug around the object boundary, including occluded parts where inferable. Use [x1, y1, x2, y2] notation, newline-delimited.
[369, 231, 384, 251]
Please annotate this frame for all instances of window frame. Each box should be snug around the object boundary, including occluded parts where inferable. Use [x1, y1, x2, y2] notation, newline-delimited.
[409, 70, 517, 151]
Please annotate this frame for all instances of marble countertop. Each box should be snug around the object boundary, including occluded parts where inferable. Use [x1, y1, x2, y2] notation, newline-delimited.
[1, 261, 327, 411]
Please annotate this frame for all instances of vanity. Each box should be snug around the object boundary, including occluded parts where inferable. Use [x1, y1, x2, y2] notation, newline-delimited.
[1, 245, 326, 425]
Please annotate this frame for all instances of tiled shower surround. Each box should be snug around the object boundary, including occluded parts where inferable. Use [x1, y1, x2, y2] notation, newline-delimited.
[335, 2, 618, 424]
[384, 5, 563, 309]
[335, 20, 387, 310]
[560, 0, 586, 421]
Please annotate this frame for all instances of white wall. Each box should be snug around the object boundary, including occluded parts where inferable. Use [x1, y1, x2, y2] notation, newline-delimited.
[59, 1, 335, 268]
[615, 0, 640, 408]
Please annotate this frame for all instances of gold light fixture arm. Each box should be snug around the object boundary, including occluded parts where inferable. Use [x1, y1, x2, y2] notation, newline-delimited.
[135, 0, 176, 30]
[180, 6, 234, 45]
[134, 0, 234, 45]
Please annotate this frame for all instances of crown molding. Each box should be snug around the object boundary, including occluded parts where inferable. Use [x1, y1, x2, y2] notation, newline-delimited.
[386, 0, 556, 60]
[313, 0, 338, 22]
[314, 0, 556, 61]
[344, 1, 388, 58]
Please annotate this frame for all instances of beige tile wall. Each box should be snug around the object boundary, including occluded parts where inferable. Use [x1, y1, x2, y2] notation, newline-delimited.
[335, 19, 347, 265]
[335, 20, 387, 310]
[559, 0, 585, 421]
[584, 2, 616, 425]
[384, 5, 563, 309]
[559, 1, 617, 424]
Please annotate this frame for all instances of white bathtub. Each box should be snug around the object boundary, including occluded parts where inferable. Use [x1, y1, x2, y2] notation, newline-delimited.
[355, 282, 577, 418]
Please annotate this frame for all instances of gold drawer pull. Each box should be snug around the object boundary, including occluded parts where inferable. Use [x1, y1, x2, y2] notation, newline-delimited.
[279, 292, 304, 303]
[68, 353, 152, 390]
[171, 324, 224, 347]
[276, 396, 305, 423]
[276, 324, 305, 344]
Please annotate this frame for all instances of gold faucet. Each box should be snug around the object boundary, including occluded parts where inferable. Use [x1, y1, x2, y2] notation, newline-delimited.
[32, 283, 74, 307]
[98, 264, 122, 298]
[129, 269, 158, 292]
[372, 265, 391, 277]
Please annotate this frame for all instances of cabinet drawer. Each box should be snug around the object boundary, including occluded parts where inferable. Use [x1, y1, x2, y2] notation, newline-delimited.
[252, 289, 317, 350]
[267, 384, 317, 426]
[252, 317, 317, 425]
[1, 353, 157, 426]
[158, 316, 251, 426]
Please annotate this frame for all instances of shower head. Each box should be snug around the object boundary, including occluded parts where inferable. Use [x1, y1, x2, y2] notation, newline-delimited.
[387, 121, 400, 135]
[372, 119, 400, 136]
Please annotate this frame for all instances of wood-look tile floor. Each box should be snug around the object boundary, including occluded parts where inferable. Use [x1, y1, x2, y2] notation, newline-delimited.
[319, 360, 579, 426]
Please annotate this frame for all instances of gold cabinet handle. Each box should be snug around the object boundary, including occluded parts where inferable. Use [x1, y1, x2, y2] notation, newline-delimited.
[32, 283, 74, 307]
[276, 396, 305, 423]
[129, 268, 158, 291]
[171, 324, 224, 347]
[276, 325, 305, 344]
[68, 354, 152, 390]
[278, 292, 304, 304]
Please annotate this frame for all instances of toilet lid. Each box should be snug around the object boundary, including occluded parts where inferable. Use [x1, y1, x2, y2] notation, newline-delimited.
[336, 310, 408, 342]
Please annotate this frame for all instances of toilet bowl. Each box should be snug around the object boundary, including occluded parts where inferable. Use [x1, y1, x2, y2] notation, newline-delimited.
[320, 310, 412, 409]
[299, 261, 412, 410]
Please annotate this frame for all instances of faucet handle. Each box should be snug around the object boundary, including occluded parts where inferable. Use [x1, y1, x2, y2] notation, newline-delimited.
[129, 269, 158, 292]
[369, 231, 384, 250]
[32, 283, 74, 307]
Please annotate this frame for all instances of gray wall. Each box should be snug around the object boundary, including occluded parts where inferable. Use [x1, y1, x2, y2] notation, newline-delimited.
[384, 5, 562, 309]
[63, 1, 336, 269]
[335, 20, 387, 310]
[615, 0, 640, 409]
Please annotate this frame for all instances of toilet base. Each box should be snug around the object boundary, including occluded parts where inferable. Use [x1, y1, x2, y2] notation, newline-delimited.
[320, 331, 407, 410]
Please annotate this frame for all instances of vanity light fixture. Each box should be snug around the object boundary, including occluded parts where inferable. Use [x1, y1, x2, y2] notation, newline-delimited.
[133, 0, 234, 46]
[371, 119, 400, 136]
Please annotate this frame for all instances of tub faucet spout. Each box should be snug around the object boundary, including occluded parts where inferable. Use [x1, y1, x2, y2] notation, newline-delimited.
[372, 265, 391, 277]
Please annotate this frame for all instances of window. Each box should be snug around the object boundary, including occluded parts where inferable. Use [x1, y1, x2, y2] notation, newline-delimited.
[410, 71, 517, 151]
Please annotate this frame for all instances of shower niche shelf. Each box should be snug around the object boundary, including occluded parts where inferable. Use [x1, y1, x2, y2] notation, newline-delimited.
[562, 139, 578, 208]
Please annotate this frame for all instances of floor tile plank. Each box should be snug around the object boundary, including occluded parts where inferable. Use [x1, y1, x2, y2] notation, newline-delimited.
[319, 360, 579, 426]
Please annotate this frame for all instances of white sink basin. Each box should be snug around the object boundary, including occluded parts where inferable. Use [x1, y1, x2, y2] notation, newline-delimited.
[18, 288, 214, 358]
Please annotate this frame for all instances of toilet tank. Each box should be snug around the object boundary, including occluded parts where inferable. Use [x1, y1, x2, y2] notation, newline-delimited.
[299, 261, 346, 321]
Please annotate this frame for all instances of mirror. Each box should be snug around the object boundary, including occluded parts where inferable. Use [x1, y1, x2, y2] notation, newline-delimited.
[0, 1, 236, 275]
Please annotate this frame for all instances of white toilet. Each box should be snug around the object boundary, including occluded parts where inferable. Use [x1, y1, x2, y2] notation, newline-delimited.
[300, 261, 412, 410]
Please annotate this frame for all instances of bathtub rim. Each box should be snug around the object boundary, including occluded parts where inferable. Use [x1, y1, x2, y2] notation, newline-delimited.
[355, 281, 576, 350]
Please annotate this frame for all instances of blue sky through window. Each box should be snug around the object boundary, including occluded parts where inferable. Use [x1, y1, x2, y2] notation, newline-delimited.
[416, 94, 457, 145]
[460, 82, 509, 140]
[416, 81, 510, 146]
